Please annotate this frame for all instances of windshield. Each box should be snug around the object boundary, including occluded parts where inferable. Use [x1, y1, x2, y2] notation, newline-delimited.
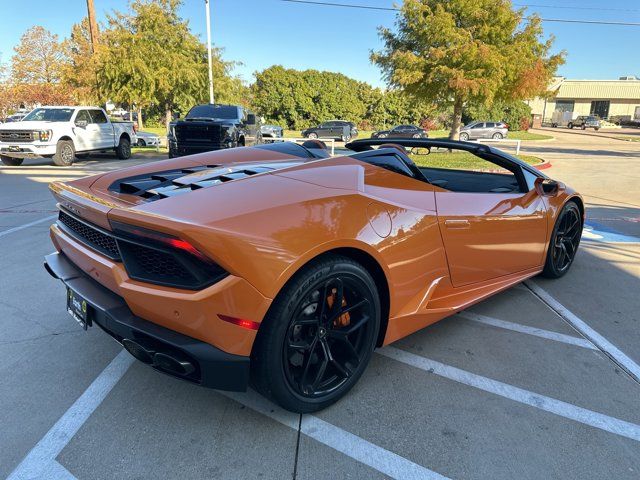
[186, 105, 238, 120]
[22, 108, 75, 122]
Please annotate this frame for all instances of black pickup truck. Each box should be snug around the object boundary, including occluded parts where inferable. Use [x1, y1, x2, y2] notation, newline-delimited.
[168, 104, 261, 158]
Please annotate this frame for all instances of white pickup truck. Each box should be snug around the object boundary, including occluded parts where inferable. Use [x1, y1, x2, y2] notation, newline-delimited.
[0, 106, 137, 166]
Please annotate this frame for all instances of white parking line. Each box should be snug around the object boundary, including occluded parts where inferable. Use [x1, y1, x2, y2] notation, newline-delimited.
[224, 390, 449, 480]
[457, 311, 597, 350]
[7, 351, 135, 480]
[0, 214, 56, 238]
[525, 280, 640, 384]
[380, 347, 640, 442]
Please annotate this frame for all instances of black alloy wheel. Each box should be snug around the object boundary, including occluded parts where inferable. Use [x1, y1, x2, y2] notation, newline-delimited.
[542, 202, 582, 278]
[251, 256, 380, 413]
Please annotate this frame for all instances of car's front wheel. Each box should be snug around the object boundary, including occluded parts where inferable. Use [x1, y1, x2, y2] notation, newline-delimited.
[52, 140, 75, 166]
[459, 132, 469, 141]
[492, 132, 503, 139]
[307, 132, 318, 139]
[251, 255, 381, 413]
[1, 155, 23, 166]
[542, 201, 582, 278]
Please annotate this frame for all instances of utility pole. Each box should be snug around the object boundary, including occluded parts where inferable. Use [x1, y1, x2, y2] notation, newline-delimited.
[86, 0, 99, 53]
[205, 0, 215, 104]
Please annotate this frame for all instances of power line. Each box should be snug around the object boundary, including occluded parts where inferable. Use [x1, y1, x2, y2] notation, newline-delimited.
[280, 0, 640, 26]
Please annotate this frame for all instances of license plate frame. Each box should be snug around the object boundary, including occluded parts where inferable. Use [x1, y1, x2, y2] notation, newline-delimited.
[66, 287, 92, 330]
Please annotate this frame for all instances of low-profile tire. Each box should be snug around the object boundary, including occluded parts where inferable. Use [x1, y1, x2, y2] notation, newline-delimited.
[251, 255, 381, 413]
[492, 132, 503, 139]
[541, 201, 582, 278]
[52, 140, 75, 166]
[1, 155, 23, 166]
[116, 137, 131, 159]
[459, 132, 469, 141]
[307, 132, 318, 139]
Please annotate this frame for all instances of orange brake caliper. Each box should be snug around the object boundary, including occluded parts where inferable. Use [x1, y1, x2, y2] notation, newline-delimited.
[327, 288, 351, 328]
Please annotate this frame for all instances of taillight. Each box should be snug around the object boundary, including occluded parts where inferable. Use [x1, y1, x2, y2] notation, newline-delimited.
[110, 221, 227, 290]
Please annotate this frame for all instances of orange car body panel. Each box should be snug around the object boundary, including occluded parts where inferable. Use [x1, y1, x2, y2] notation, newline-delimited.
[48, 146, 581, 357]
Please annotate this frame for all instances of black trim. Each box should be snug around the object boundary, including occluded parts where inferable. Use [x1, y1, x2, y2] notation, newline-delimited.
[44, 252, 250, 391]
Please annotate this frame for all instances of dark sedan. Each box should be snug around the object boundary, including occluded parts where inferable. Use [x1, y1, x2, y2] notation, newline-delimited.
[371, 125, 428, 139]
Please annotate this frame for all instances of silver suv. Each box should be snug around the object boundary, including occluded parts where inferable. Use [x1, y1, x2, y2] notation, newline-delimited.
[459, 121, 508, 141]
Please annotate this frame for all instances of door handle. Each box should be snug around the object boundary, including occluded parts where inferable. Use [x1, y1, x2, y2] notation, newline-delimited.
[444, 219, 471, 229]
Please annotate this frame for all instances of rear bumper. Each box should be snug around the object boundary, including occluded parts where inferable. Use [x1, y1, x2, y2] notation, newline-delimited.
[44, 251, 250, 391]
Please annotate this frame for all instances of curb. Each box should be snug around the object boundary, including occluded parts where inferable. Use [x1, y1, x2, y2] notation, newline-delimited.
[533, 158, 552, 170]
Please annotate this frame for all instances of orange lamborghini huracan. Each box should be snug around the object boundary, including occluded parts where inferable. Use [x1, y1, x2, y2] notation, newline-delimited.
[44, 138, 583, 412]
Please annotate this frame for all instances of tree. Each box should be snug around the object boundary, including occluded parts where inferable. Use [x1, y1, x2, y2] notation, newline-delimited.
[62, 19, 101, 104]
[371, 0, 564, 139]
[11, 26, 66, 84]
[96, 0, 245, 130]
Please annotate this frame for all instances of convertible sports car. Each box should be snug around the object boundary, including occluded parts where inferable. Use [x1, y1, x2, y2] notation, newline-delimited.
[44, 138, 583, 412]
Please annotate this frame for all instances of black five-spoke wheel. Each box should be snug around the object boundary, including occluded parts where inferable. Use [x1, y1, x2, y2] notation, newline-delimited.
[543, 201, 582, 278]
[251, 255, 380, 413]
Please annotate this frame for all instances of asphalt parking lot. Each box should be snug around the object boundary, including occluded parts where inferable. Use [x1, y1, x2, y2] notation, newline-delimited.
[2, 131, 639, 479]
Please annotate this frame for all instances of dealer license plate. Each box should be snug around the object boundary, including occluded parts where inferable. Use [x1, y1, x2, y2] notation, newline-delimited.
[66, 288, 92, 330]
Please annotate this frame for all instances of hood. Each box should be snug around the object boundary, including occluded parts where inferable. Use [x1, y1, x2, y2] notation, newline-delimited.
[0, 120, 53, 131]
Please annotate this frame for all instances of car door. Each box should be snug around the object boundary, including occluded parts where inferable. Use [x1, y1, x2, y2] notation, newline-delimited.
[424, 149, 548, 287]
[73, 110, 94, 151]
[89, 109, 113, 149]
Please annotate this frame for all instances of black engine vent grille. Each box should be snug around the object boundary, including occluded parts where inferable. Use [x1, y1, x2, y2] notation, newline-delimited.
[109, 164, 275, 201]
[58, 210, 120, 260]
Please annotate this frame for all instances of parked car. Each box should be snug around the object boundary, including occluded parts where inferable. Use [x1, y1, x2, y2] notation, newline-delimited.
[302, 120, 358, 142]
[136, 130, 161, 147]
[0, 106, 137, 166]
[44, 137, 584, 413]
[371, 125, 428, 139]
[568, 116, 601, 131]
[260, 124, 283, 142]
[459, 121, 508, 141]
[168, 104, 261, 158]
[4, 113, 28, 123]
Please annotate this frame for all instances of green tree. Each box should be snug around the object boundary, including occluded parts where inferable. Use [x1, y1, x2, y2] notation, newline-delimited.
[97, 0, 246, 130]
[62, 19, 101, 104]
[11, 26, 66, 84]
[463, 99, 532, 131]
[371, 0, 564, 139]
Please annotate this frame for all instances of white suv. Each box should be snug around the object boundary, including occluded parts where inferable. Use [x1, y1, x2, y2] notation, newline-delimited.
[0, 106, 137, 166]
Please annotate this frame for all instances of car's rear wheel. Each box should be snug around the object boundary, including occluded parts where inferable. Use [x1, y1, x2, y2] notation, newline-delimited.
[581, 125, 586, 130]
[459, 132, 469, 141]
[1, 155, 23, 166]
[307, 132, 318, 139]
[568, 122, 574, 129]
[116, 137, 131, 159]
[542, 202, 582, 278]
[341, 134, 351, 143]
[52, 140, 75, 166]
[251, 255, 380, 413]
[492, 132, 503, 139]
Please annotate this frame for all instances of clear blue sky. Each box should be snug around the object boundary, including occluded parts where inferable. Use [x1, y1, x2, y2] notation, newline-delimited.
[0, 0, 638, 87]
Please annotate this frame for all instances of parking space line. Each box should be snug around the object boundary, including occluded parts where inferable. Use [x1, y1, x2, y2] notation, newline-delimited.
[223, 389, 449, 480]
[7, 351, 134, 480]
[457, 311, 597, 350]
[0, 214, 56, 238]
[380, 347, 640, 442]
[525, 280, 640, 384]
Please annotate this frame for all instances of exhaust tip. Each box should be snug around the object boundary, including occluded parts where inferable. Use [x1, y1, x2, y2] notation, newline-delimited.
[122, 339, 155, 364]
[153, 352, 195, 376]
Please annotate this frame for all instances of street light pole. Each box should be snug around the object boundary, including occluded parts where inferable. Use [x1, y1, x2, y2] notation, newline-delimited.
[205, 0, 215, 104]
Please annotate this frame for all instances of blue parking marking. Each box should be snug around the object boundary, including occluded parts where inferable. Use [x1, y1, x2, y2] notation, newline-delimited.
[583, 220, 640, 244]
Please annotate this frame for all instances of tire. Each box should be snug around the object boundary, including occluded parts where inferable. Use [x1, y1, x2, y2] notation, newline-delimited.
[552, 123, 557, 128]
[412, 133, 421, 139]
[341, 134, 351, 143]
[595, 127, 600, 131]
[137, 139, 146, 147]
[307, 132, 318, 139]
[492, 132, 503, 139]
[116, 137, 131, 159]
[52, 140, 75, 166]
[581, 125, 586, 130]
[541, 202, 582, 279]
[568, 122, 573, 129]
[459, 132, 469, 141]
[251, 255, 381, 413]
[378, 133, 387, 139]
[1, 155, 23, 166]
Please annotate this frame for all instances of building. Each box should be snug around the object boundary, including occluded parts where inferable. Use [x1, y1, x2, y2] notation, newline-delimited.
[527, 76, 640, 123]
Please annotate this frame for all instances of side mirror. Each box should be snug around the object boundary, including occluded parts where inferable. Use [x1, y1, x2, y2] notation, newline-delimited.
[75, 120, 88, 128]
[535, 177, 561, 197]
[246, 114, 256, 125]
